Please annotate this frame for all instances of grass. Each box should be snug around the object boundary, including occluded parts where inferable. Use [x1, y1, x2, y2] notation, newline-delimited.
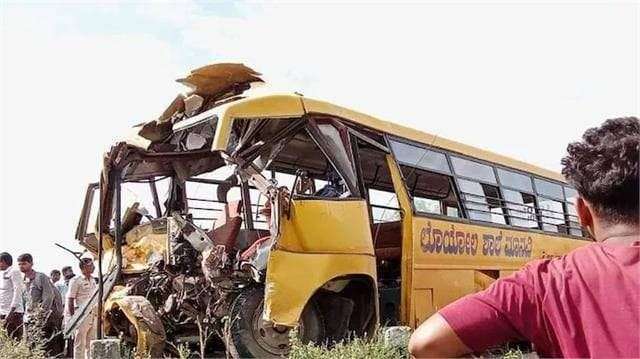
[289, 329, 410, 359]
[0, 310, 47, 359]
[3, 314, 529, 359]
[0, 326, 43, 359]
[288, 328, 531, 359]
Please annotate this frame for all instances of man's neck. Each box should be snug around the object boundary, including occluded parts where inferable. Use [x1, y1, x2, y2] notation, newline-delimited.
[25, 270, 36, 279]
[83, 274, 92, 280]
[596, 222, 640, 244]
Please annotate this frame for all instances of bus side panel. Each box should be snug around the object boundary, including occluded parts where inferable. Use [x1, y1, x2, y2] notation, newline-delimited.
[264, 250, 377, 326]
[412, 288, 433, 326]
[410, 216, 586, 327]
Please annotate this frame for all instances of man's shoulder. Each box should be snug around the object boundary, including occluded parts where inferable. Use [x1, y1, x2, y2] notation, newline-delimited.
[520, 243, 627, 290]
[34, 271, 48, 281]
[559, 242, 616, 268]
[68, 276, 81, 288]
[533, 243, 601, 270]
[8, 267, 22, 278]
[505, 246, 599, 288]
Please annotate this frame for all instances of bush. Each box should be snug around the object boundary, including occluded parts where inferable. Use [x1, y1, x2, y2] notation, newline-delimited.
[0, 319, 46, 359]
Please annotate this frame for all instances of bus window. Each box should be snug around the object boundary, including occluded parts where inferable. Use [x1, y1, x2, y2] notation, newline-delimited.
[357, 139, 401, 223]
[450, 156, 497, 184]
[497, 168, 533, 192]
[414, 197, 441, 215]
[534, 178, 564, 200]
[369, 189, 401, 222]
[502, 189, 538, 228]
[538, 197, 565, 232]
[400, 165, 460, 218]
[389, 139, 451, 174]
[274, 172, 296, 191]
[446, 206, 460, 217]
[458, 179, 506, 224]
[564, 186, 582, 236]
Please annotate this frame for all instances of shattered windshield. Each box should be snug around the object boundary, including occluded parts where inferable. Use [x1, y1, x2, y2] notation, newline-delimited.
[118, 178, 171, 226]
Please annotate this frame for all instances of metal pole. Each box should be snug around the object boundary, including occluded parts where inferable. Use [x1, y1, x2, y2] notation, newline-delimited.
[241, 180, 254, 230]
[115, 175, 123, 278]
[96, 178, 104, 339]
[149, 180, 162, 218]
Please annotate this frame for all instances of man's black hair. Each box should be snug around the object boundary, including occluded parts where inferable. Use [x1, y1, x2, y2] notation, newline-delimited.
[50, 269, 61, 276]
[78, 257, 93, 270]
[0, 252, 12, 266]
[61, 266, 73, 272]
[561, 117, 639, 224]
[17, 253, 33, 264]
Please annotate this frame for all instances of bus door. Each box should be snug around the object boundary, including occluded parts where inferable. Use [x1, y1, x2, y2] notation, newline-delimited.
[351, 129, 409, 326]
[261, 118, 378, 331]
[386, 137, 469, 327]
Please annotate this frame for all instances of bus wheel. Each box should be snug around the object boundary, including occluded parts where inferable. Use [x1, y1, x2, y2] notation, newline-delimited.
[228, 286, 324, 358]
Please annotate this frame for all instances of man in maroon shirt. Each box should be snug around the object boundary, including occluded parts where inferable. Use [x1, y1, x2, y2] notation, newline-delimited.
[409, 117, 639, 358]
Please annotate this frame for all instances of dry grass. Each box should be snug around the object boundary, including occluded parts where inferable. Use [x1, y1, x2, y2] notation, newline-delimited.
[288, 329, 410, 359]
[0, 311, 47, 359]
[288, 328, 531, 359]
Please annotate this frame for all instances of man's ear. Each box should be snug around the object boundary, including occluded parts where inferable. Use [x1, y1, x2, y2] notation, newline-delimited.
[576, 197, 594, 235]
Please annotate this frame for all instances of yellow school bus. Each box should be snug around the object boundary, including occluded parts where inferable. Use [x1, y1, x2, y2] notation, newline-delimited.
[70, 64, 588, 358]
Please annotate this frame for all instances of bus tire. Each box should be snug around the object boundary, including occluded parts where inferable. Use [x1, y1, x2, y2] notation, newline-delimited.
[228, 286, 324, 358]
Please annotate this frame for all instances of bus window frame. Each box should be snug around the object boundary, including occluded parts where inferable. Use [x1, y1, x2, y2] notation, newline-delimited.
[493, 166, 540, 229]
[532, 176, 583, 236]
[387, 135, 465, 220]
[562, 186, 583, 236]
[386, 134, 589, 241]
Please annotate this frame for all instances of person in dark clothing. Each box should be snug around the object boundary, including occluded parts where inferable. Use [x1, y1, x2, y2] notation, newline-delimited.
[409, 117, 640, 358]
[314, 166, 346, 198]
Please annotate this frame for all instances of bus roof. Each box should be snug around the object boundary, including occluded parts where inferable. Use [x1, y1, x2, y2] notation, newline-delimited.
[212, 93, 566, 183]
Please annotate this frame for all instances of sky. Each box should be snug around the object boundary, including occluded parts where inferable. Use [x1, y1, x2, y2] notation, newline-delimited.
[0, 1, 638, 275]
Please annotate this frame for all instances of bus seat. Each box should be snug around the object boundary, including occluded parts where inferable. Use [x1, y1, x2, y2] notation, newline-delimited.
[207, 200, 243, 252]
[239, 235, 270, 261]
[372, 221, 402, 260]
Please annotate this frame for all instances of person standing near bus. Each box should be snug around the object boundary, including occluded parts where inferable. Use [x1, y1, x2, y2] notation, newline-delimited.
[18, 253, 64, 356]
[67, 258, 97, 359]
[58, 266, 74, 299]
[409, 117, 639, 358]
[0, 252, 24, 339]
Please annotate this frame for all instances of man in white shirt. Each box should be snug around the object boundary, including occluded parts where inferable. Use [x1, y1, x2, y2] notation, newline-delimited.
[0, 252, 24, 339]
[67, 258, 97, 359]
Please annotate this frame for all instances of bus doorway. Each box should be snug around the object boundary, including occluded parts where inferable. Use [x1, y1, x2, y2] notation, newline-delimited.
[354, 135, 404, 326]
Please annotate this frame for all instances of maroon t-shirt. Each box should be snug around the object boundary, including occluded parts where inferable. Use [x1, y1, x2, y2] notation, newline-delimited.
[439, 240, 640, 358]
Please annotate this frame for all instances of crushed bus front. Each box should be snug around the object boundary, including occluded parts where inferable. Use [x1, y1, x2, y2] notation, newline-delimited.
[70, 63, 379, 358]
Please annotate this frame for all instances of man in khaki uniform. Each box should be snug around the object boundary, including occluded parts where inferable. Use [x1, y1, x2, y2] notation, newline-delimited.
[67, 258, 96, 359]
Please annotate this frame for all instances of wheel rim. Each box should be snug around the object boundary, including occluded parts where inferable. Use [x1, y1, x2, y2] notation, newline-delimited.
[250, 300, 298, 355]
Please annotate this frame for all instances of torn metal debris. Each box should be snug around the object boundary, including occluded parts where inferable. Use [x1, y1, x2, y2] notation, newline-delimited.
[72, 63, 385, 358]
